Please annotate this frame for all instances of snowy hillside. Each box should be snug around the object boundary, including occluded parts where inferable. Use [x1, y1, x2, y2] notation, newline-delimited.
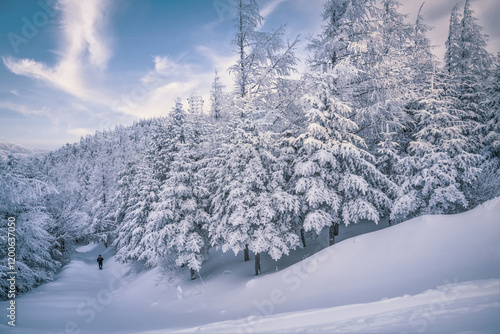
[2, 197, 499, 334]
[0, 141, 44, 161]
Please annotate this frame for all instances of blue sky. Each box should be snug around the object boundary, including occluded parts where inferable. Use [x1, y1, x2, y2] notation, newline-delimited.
[1, 0, 499, 149]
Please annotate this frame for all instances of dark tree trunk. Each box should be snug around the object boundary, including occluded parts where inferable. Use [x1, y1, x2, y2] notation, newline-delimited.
[244, 244, 250, 261]
[190, 268, 195, 280]
[334, 223, 339, 236]
[255, 253, 261, 276]
[300, 228, 306, 247]
[329, 225, 335, 246]
[102, 171, 106, 205]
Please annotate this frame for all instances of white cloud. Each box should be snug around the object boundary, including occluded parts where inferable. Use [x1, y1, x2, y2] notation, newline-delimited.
[141, 55, 194, 84]
[111, 49, 237, 119]
[66, 127, 94, 137]
[114, 56, 204, 118]
[0, 101, 49, 116]
[3, 0, 112, 103]
[58, 0, 112, 69]
[196, 45, 237, 83]
[261, 0, 287, 19]
[153, 55, 171, 73]
[3, 56, 92, 100]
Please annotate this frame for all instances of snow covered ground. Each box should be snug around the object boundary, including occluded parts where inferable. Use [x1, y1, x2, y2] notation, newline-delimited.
[1, 198, 499, 333]
[166, 279, 499, 333]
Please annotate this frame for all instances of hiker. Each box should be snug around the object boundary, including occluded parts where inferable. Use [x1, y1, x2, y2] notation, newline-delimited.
[97, 255, 104, 270]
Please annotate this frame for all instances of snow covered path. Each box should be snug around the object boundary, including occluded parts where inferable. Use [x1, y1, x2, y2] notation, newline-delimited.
[0, 243, 162, 334]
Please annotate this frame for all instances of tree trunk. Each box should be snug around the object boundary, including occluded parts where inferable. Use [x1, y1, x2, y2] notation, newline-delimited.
[102, 170, 106, 205]
[255, 253, 261, 276]
[334, 223, 339, 236]
[244, 244, 250, 261]
[329, 225, 335, 246]
[190, 268, 195, 280]
[238, 0, 246, 99]
[300, 229, 306, 247]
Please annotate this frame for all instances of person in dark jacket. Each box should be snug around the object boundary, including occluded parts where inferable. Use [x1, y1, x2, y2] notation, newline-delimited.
[97, 255, 104, 269]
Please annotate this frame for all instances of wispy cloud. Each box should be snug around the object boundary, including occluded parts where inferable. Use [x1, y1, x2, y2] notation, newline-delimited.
[3, 56, 91, 99]
[111, 46, 239, 120]
[2, 0, 112, 102]
[261, 0, 287, 19]
[140, 55, 194, 85]
[58, 0, 112, 69]
[113, 55, 205, 118]
[0, 101, 49, 116]
[66, 127, 94, 137]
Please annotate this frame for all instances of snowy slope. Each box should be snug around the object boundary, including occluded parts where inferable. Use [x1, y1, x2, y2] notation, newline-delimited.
[0, 141, 45, 161]
[1, 198, 499, 334]
[166, 279, 499, 333]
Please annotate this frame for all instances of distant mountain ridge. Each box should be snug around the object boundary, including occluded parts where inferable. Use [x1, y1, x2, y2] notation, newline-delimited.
[0, 141, 45, 161]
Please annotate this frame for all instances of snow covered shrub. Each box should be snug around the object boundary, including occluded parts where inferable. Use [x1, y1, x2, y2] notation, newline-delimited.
[0, 157, 61, 299]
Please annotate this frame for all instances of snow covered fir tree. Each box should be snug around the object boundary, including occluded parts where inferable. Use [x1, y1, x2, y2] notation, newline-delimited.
[0, 0, 499, 332]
